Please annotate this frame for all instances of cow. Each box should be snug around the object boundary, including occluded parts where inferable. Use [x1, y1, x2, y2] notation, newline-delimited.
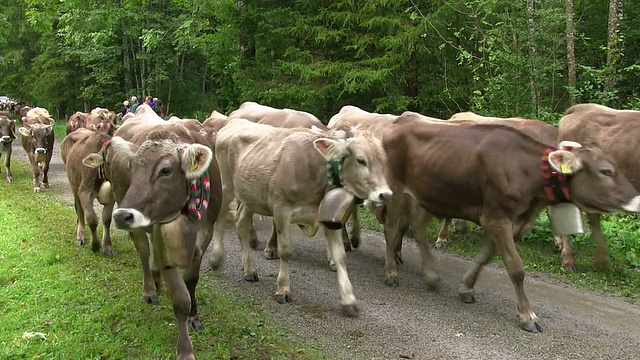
[381, 112, 640, 333]
[83, 104, 222, 360]
[167, 117, 203, 132]
[18, 115, 54, 193]
[0, 114, 17, 182]
[558, 103, 640, 272]
[84, 113, 118, 135]
[91, 107, 118, 125]
[209, 117, 392, 317]
[66, 111, 89, 134]
[228, 101, 330, 130]
[22, 107, 53, 123]
[202, 110, 228, 133]
[61, 128, 115, 255]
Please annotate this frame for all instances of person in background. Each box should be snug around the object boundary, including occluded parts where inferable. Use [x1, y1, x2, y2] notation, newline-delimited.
[146, 96, 155, 110]
[154, 98, 165, 116]
[120, 100, 130, 122]
[129, 96, 139, 114]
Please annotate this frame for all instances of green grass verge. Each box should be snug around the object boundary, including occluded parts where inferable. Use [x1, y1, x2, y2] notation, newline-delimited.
[357, 206, 640, 303]
[0, 161, 327, 360]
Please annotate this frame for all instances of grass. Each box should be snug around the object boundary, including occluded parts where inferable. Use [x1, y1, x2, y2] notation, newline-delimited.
[0, 160, 327, 360]
[357, 206, 640, 303]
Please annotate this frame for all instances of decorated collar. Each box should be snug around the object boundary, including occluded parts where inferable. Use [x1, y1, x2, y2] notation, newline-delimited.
[326, 158, 344, 189]
[540, 147, 571, 204]
[186, 171, 211, 221]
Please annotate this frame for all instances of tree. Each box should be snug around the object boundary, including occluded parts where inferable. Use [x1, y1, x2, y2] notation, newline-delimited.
[565, 0, 577, 104]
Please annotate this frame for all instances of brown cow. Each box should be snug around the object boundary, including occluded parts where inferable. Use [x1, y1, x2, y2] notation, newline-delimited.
[66, 111, 89, 134]
[558, 103, 640, 272]
[18, 115, 54, 193]
[84, 104, 222, 360]
[0, 114, 17, 181]
[202, 110, 228, 133]
[84, 113, 118, 135]
[382, 112, 640, 332]
[61, 128, 115, 255]
[228, 101, 330, 130]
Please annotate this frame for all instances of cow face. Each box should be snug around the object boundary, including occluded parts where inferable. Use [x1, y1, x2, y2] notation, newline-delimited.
[18, 124, 53, 163]
[0, 116, 16, 144]
[314, 132, 392, 204]
[111, 132, 213, 229]
[548, 141, 640, 213]
[88, 121, 117, 136]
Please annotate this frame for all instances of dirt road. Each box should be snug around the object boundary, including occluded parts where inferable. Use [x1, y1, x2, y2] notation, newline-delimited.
[12, 133, 640, 360]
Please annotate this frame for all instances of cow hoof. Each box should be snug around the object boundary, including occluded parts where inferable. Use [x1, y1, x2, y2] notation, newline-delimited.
[562, 262, 577, 273]
[76, 239, 86, 246]
[424, 274, 441, 289]
[244, 271, 259, 282]
[328, 260, 337, 272]
[187, 316, 202, 331]
[351, 235, 360, 249]
[342, 303, 360, 318]
[434, 241, 447, 251]
[209, 253, 224, 270]
[384, 275, 399, 287]
[520, 321, 543, 333]
[459, 291, 476, 304]
[395, 253, 404, 265]
[33, 187, 41, 193]
[264, 250, 279, 260]
[102, 247, 113, 257]
[343, 241, 352, 252]
[42, 182, 50, 188]
[143, 293, 159, 305]
[274, 291, 292, 304]
[91, 242, 101, 253]
[594, 259, 609, 272]
[6, 176, 12, 182]
[177, 353, 196, 360]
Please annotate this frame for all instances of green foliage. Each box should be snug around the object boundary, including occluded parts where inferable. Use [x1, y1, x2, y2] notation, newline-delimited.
[0, 160, 325, 359]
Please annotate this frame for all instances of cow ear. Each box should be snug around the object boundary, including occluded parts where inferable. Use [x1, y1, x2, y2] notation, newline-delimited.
[82, 153, 104, 168]
[548, 150, 582, 175]
[88, 123, 97, 131]
[181, 143, 213, 179]
[18, 126, 30, 137]
[10, 120, 16, 139]
[45, 124, 53, 135]
[313, 138, 347, 160]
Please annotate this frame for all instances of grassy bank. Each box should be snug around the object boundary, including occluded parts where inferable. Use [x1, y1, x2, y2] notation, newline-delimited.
[0, 161, 325, 359]
[358, 207, 640, 303]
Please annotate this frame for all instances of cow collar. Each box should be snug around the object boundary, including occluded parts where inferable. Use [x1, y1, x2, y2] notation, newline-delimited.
[541, 147, 571, 204]
[326, 158, 344, 189]
[186, 170, 211, 221]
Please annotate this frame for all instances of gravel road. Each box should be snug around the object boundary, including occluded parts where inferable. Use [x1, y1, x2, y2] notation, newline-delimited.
[11, 133, 640, 360]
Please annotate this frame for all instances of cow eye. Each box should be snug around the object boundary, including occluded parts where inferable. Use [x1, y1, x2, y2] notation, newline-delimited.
[356, 158, 367, 166]
[159, 167, 172, 177]
[600, 168, 613, 177]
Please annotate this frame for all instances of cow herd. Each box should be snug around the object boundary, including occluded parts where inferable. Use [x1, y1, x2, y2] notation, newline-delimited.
[1, 100, 639, 359]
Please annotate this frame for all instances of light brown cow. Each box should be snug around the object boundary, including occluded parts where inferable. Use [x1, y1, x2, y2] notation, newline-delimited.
[91, 107, 118, 124]
[18, 115, 55, 193]
[558, 103, 640, 272]
[382, 112, 640, 332]
[66, 111, 89, 134]
[61, 128, 114, 255]
[210, 117, 392, 317]
[0, 114, 17, 182]
[228, 101, 330, 130]
[202, 110, 229, 133]
[84, 104, 222, 360]
[84, 113, 118, 135]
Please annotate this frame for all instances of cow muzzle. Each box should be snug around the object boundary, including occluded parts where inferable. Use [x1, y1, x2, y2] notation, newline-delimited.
[113, 208, 151, 229]
[622, 195, 640, 212]
[35, 147, 47, 154]
[1, 136, 10, 142]
[369, 188, 393, 204]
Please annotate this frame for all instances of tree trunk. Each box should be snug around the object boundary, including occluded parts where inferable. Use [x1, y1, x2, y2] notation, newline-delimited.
[527, 0, 539, 116]
[604, 0, 620, 92]
[236, 0, 256, 70]
[566, 0, 577, 104]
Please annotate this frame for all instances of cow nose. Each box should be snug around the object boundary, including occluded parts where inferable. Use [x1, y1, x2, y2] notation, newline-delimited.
[1, 136, 10, 142]
[377, 190, 393, 202]
[35, 148, 46, 154]
[113, 208, 151, 229]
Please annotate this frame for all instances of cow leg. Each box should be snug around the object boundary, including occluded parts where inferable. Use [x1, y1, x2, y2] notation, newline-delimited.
[264, 219, 279, 260]
[435, 218, 451, 250]
[101, 201, 114, 256]
[553, 235, 576, 272]
[5, 146, 12, 182]
[78, 189, 100, 253]
[236, 203, 259, 282]
[130, 230, 159, 305]
[73, 192, 87, 246]
[454, 219, 468, 232]
[32, 162, 42, 193]
[407, 202, 439, 287]
[486, 219, 541, 333]
[42, 156, 50, 188]
[394, 211, 410, 264]
[588, 213, 609, 271]
[459, 231, 495, 304]
[209, 185, 234, 270]
[349, 205, 361, 249]
[272, 211, 293, 303]
[342, 227, 352, 252]
[162, 266, 195, 360]
[183, 224, 214, 331]
[383, 187, 405, 287]
[326, 227, 359, 317]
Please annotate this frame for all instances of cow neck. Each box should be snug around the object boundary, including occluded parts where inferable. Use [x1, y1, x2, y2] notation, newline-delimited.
[540, 146, 571, 204]
[326, 158, 344, 190]
[186, 170, 211, 221]
[98, 140, 110, 180]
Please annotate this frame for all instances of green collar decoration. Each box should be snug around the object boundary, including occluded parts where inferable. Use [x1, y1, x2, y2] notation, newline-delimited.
[326, 158, 344, 189]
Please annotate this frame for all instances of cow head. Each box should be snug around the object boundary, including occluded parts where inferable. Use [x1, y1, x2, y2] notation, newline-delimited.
[313, 131, 392, 204]
[0, 116, 16, 144]
[18, 123, 53, 164]
[109, 131, 213, 229]
[88, 121, 118, 135]
[548, 141, 640, 213]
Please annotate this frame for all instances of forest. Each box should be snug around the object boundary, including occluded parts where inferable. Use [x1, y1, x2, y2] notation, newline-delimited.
[0, 0, 638, 122]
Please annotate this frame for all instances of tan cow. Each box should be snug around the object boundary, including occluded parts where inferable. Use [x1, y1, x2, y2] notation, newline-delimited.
[22, 107, 53, 123]
[66, 111, 89, 134]
[18, 114, 54, 193]
[210, 117, 392, 317]
[84, 104, 223, 360]
[228, 101, 330, 130]
[202, 110, 229, 133]
[61, 128, 115, 255]
[558, 103, 640, 272]
[382, 112, 640, 332]
[0, 114, 17, 182]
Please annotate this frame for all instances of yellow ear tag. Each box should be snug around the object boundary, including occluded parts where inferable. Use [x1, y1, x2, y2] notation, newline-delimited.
[189, 160, 199, 172]
[92, 159, 100, 167]
[560, 162, 572, 175]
